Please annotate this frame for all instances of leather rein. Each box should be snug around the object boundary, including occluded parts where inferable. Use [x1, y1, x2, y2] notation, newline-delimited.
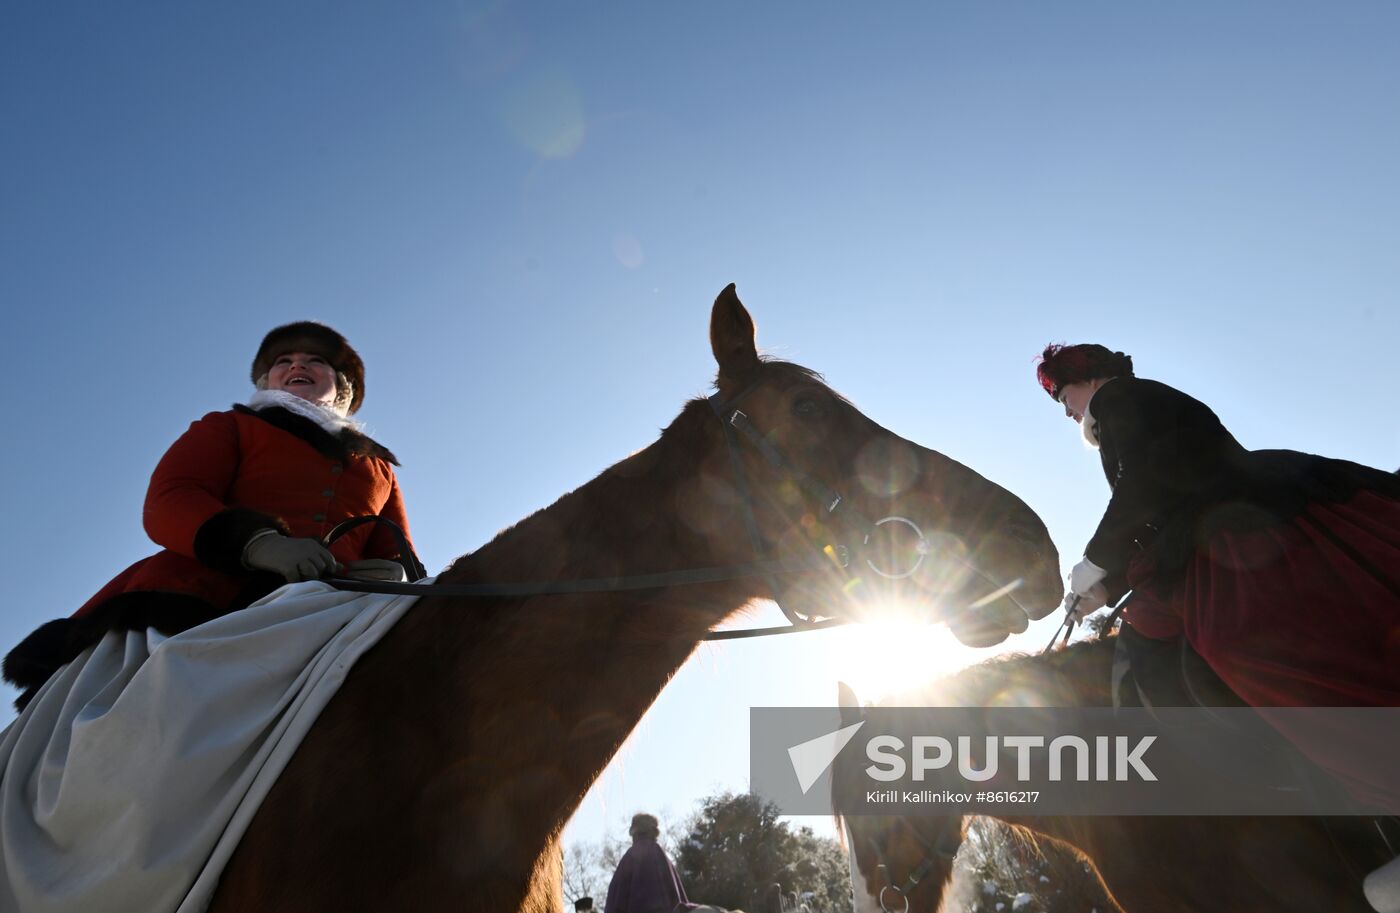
[322, 380, 933, 641]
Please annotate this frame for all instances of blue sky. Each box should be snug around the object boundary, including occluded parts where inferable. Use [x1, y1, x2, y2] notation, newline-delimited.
[3, 1, 1398, 854]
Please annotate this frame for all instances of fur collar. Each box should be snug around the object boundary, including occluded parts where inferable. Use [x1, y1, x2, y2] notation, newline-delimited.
[1081, 399, 1102, 449]
[1080, 376, 1125, 450]
[248, 389, 361, 434]
[233, 404, 399, 465]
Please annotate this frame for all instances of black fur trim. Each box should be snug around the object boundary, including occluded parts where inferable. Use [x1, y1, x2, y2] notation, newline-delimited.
[4, 591, 234, 712]
[194, 507, 290, 574]
[2, 620, 70, 694]
[233, 404, 399, 465]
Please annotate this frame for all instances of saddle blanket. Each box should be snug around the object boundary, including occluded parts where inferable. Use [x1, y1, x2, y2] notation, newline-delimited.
[0, 580, 423, 913]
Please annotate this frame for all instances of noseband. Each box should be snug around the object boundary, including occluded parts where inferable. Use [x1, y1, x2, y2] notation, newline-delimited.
[866, 818, 963, 913]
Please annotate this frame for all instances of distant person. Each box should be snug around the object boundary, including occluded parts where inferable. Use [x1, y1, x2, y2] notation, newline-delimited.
[603, 813, 697, 913]
[575, 898, 596, 912]
[4, 322, 416, 709]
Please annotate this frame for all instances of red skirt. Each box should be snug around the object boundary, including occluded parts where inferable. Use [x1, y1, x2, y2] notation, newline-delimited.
[1124, 490, 1400, 806]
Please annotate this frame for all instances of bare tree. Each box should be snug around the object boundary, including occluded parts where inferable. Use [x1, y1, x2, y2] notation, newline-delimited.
[562, 833, 628, 907]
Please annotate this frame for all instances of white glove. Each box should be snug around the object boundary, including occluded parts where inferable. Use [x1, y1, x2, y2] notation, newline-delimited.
[1064, 556, 1109, 620]
[1063, 584, 1108, 620]
[341, 559, 408, 583]
[1068, 557, 1107, 595]
[243, 531, 340, 582]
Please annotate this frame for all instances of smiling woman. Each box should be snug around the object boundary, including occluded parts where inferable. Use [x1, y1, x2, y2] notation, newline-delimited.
[264, 352, 339, 408]
[2, 321, 417, 707]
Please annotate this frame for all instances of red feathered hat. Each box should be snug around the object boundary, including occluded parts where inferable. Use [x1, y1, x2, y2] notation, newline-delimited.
[1035, 343, 1134, 399]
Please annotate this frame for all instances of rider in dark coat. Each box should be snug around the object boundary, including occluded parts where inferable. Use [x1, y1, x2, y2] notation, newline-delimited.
[1037, 343, 1400, 806]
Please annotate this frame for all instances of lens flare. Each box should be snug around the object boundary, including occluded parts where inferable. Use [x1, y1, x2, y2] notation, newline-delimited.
[854, 438, 919, 497]
[612, 233, 644, 269]
[500, 67, 586, 158]
[828, 605, 981, 703]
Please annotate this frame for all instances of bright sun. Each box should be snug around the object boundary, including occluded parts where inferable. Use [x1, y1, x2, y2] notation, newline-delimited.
[825, 602, 984, 704]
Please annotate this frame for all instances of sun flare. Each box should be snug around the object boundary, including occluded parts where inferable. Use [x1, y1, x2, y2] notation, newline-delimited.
[827, 601, 983, 704]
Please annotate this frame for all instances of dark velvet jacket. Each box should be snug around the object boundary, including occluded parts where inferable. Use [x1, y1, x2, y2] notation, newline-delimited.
[1084, 376, 1400, 599]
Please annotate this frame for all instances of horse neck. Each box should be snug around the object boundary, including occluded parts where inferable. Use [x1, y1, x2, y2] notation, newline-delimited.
[380, 399, 767, 842]
[448, 397, 756, 593]
[919, 637, 1119, 708]
[1044, 636, 1118, 706]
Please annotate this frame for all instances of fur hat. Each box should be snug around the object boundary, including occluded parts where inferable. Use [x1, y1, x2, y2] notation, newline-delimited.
[251, 321, 365, 414]
[629, 813, 660, 838]
[1035, 343, 1133, 400]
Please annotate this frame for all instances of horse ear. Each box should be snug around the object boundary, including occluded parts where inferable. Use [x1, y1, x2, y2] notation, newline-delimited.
[838, 681, 864, 726]
[710, 283, 760, 385]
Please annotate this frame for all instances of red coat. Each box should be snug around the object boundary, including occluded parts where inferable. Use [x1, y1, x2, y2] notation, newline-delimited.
[4, 404, 414, 706]
[74, 405, 413, 618]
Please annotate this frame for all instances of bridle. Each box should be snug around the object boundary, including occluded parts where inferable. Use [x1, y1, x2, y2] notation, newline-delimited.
[705, 385, 931, 626]
[860, 816, 964, 913]
[325, 378, 935, 640]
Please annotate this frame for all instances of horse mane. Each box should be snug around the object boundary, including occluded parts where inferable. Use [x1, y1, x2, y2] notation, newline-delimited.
[714, 359, 851, 404]
[892, 632, 1118, 708]
[964, 818, 1112, 907]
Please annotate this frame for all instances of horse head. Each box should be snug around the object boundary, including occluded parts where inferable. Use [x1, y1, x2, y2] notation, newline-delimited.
[832, 645, 1124, 913]
[835, 682, 963, 913]
[698, 284, 1062, 637]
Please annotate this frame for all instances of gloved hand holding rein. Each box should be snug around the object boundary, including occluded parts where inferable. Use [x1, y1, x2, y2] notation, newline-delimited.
[242, 530, 341, 583]
[1064, 556, 1108, 619]
[340, 558, 408, 583]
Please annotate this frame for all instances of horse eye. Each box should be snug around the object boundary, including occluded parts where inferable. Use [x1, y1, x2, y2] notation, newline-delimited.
[793, 396, 823, 419]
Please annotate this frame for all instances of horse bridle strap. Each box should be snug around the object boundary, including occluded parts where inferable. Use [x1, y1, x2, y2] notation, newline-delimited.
[323, 554, 841, 598]
[873, 817, 964, 913]
[707, 388, 868, 626]
[711, 393, 847, 515]
[325, 379, 917, 639]
[706, 387, 938, 620]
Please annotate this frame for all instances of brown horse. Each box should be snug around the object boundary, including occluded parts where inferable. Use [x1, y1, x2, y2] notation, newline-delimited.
[836, 635, 1386, 913]
[206, 285, 1063, 912]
